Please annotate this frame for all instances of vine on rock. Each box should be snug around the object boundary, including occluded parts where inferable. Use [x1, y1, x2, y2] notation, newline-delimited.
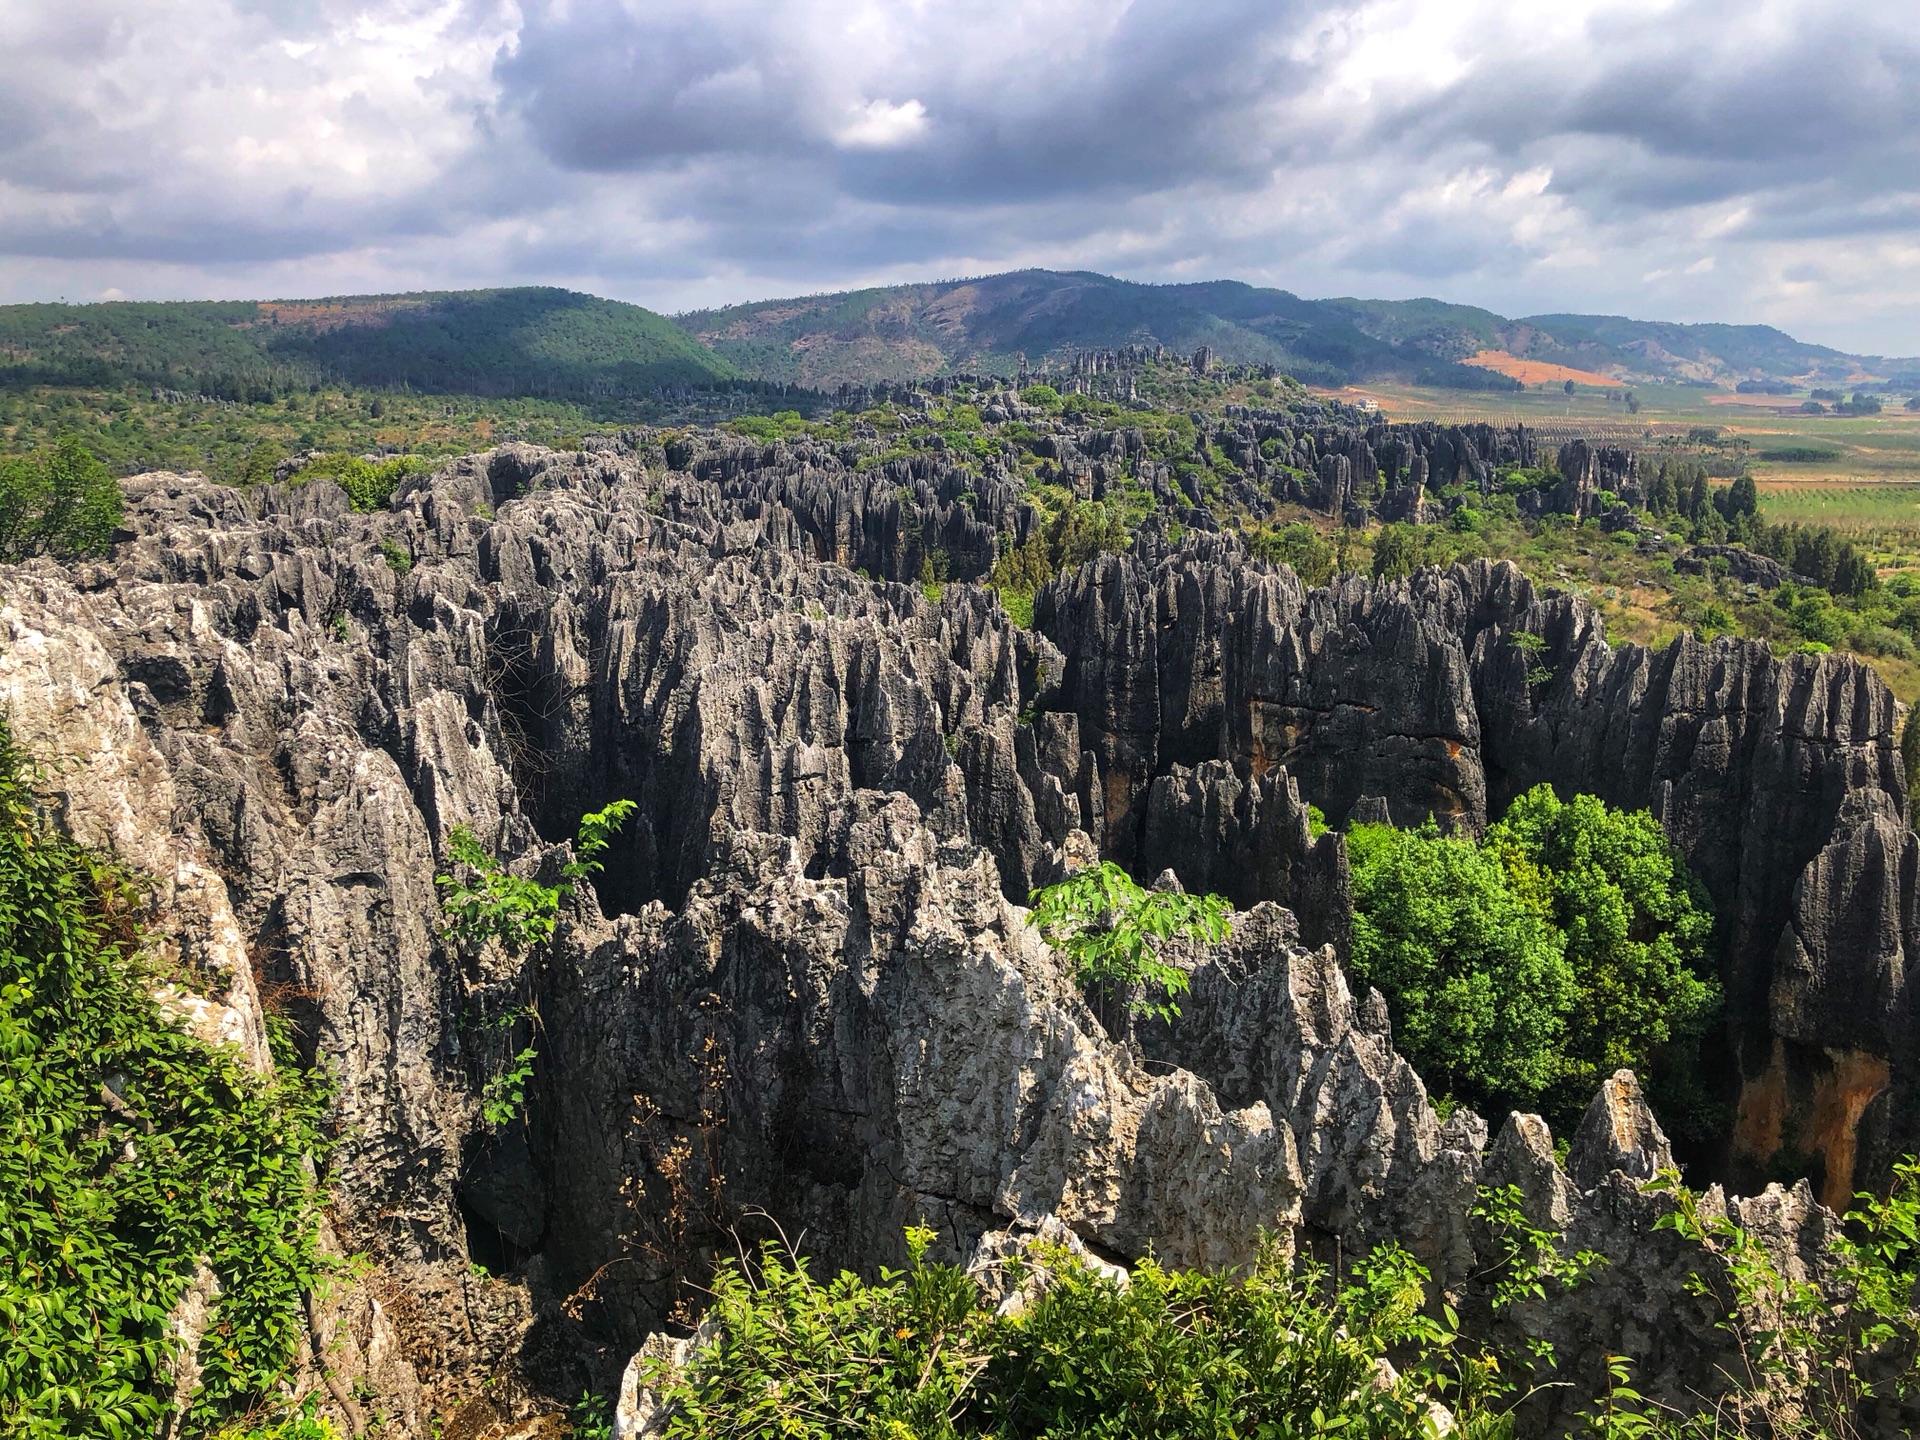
[436, 799, 636, 1128]
[0, 719, 334, 1436]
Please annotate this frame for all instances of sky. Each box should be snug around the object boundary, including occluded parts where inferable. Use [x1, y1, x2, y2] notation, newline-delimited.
[2, 0, 1917, 356]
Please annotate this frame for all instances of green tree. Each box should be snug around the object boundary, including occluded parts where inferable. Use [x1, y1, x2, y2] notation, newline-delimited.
[1370, 523, 1446, 582]
[1049, 498, 1131, 570]
[1349, 789, 1718, 1134]
[987, 529, 1053, 626]
[1346, 820, 1575, 1109]
[1028, 862, 1230, 1027]
[0, 436, 124, 563]
[1719, 473, 1758, 520]
[1246, 522, 1334, 586]
[1485, 786, 1719, 1123]
[239, 440, 286, 487]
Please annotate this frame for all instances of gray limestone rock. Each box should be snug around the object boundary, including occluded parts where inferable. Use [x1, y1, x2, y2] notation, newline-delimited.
[2, 438, 1909, 1434]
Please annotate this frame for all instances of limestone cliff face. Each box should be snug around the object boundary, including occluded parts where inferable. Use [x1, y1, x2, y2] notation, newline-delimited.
[0, 436, 1907, 1434]
[1041, 543, 1914, 1202]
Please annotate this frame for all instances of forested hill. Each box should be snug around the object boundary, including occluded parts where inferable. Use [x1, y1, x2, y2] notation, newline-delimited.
[677, 269, 1916, 391]
[6, 274, 1909, 402]
[0, 287, 737, 400]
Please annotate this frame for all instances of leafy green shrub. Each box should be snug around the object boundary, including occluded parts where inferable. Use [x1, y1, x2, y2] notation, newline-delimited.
[0, 435, 124, 563]
[377, 538, 412, 575]
[729, 410, 809, 443]
[637, 1169, 1920, 1440]
[217, 1400, 343, 1439]
[436, 797, 637, 955]
[1050, 498, 1132, 570]
[1630, 1160, 1920, 1437]
[0, 720, 332, 1435]
[1371, 522, 1448, 581]
[439, 801, 634, 1125]
[1019, 384, 1062, 410]
[438, 822, 564, 951]
[289, 452, 432, 512]
[919, 548, 950, 603]
[1509, 629, 1552, 686]
[1349, 787, 1719, 1132]
[987, 530, 1054, 627]
[239, 440, 286, 487]
[481, 1038, 539, 1128]
[1028, 862, 1229, 1026]
[1246, 521, 1334, 586]
[644, 1206, 1602, 1439]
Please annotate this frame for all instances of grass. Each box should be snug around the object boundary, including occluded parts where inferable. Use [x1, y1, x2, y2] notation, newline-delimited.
[1346, 381, 1920, 481]
[0, 379, 820, 485]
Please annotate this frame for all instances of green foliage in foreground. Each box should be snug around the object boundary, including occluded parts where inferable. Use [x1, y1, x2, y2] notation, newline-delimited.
[0, 435, 123, 563]
[1029, 862, 1230, 1026]
[0, 720, 333, 1436]
[1348, 786, 1720, 1135]
[638, 1164, 1920, 1440]
[646, 1221, 1544, 1440]
[1638, 1161, 1920, 1438]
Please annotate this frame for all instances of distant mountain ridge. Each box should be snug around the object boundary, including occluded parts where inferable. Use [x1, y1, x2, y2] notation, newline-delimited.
[0, 287, 736, 400]
[1, 274, 1908, 401]
[676, 269, 1915, 391]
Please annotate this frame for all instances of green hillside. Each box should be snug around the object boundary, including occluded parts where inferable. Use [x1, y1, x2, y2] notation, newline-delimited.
[677, 270, 1916, 391]
[0, 288, 736, 401]
[677, 270, 1518, 391]
[2, 274, 1908, 404]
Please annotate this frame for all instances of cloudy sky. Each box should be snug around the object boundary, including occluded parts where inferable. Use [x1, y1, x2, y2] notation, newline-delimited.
[3, 0, 1916, 354]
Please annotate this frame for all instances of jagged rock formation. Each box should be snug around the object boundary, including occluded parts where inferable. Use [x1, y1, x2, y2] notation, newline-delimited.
[1038, 541, 1913, 1204]
[1, 431, 1911, 1434]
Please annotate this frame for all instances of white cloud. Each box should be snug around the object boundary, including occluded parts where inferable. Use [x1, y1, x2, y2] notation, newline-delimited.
[0, 0, 1914, 355]
[837, 99, 928, 150]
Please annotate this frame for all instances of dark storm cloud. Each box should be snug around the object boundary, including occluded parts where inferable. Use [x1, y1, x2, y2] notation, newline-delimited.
[0, 0, 1914, 353]
[497, 0, 1333, 201]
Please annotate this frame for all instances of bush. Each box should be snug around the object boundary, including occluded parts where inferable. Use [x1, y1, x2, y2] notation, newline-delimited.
[1348, 788, 1719, 1132]
[1246, 522, 1334, 586]
[1347, 820, 1574, 1109]
[729, 410, 809, 443]
[1028, 862, 1229, 1027]
[436, 802, 634, 1127]
[289, 452, 432, 512]
[0, 720, 332, 1434]
[0, 435, 124, 563]
[1050, 498, 1132, 571]
[1641, 1160, 1920, 1436]
[632, 1159, 1920, 1440]
[239, 440, 286, 487]
[647, 1223, 1554, 1440]
[1371, 523, 1448, 581]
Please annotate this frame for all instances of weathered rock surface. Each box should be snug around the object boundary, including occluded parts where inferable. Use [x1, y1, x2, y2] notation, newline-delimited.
[1039, 542, 1913, 1200]
[1, 435, 1910, 1433]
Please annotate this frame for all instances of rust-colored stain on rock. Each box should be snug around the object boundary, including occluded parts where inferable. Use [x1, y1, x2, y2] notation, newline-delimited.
[1809, 1049, 1890, 1211]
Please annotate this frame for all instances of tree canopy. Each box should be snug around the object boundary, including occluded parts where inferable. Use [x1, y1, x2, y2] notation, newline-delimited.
[0, 435, 123, 563]
[1348, 785, 1720, 1134]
